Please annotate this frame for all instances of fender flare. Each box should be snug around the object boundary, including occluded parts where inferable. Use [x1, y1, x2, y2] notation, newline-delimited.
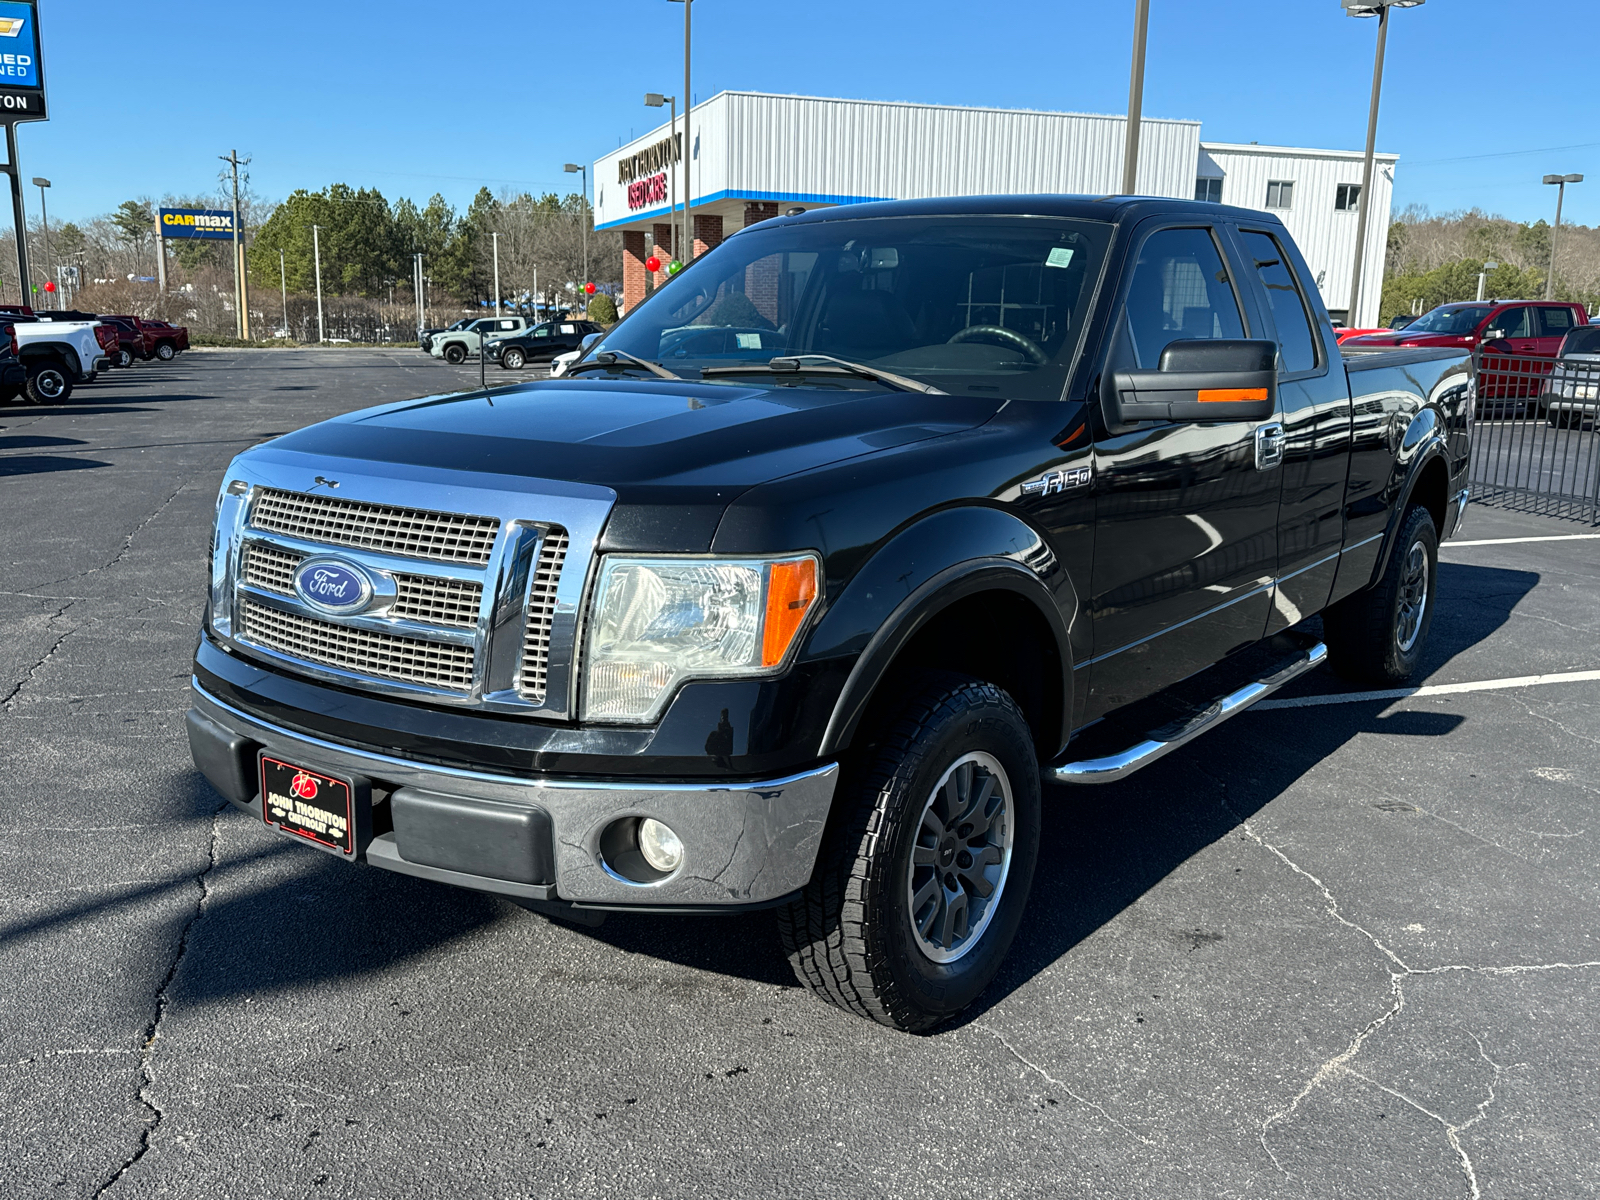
[1370, 427, 1450, 586]
[19, 343, 82, 377]
[808, 505, 1077, 758]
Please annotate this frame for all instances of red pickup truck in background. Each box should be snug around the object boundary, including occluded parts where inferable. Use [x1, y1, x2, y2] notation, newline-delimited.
[101, 314, 188, 363]
[1343, 300, 1591, 412]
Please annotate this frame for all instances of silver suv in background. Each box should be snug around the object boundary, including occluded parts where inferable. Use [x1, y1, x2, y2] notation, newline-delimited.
[429, 316, 527, 363]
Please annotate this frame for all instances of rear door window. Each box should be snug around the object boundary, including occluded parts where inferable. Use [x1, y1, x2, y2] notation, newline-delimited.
[1123, 227, 1246, 368]
[1239, 229, 1319, 373]
[1538, 306, 1576, 338]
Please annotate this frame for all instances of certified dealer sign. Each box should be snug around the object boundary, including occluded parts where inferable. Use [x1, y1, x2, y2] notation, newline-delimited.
[0, 0, 44, 119]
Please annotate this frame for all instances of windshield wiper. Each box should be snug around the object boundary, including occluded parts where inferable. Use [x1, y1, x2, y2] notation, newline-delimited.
[566, 350, 680, 381]
[700, 354, 946, 395]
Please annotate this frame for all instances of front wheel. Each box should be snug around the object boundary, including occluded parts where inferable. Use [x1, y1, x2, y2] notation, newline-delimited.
[502, 347, 525, 370]
[1323, 503, 1439, 685]
[778, 672, 1041, 1032]
[443, 343, 466, 364]
[24, 362, 72, 404]
[114, 348, 134, 368]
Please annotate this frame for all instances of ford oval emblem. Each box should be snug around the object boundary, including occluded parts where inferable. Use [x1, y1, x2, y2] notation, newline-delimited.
[292, 557, 374, 614]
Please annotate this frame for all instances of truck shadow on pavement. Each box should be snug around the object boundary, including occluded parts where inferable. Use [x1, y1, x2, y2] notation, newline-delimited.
[3, 564, 1532, 1021]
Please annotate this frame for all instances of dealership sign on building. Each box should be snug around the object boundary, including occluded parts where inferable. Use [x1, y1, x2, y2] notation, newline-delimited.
[158, 208, 237, 240]
[0, 0, 45, 119]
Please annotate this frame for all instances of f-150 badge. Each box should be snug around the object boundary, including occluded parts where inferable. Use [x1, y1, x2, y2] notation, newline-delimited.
[1020, 465, 1092, 497]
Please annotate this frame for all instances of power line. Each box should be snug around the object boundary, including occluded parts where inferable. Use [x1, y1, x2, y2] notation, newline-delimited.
[1404, 140, 1600, 168]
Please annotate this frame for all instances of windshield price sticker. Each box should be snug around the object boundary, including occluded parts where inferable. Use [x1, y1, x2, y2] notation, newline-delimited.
[260, 755, 355, 854]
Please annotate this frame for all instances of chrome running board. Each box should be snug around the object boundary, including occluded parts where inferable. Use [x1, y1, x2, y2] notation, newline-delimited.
[1047, 641, 1328, 785]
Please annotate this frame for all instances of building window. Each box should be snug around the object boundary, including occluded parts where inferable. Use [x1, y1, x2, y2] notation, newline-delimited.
[1335, 183, 1362, 211]
[1265, 180, 1294, 209]
[1195, 177, 1223, 204]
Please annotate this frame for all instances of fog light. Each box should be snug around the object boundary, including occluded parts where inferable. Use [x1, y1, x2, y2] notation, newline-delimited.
[637, 818, 684, 873]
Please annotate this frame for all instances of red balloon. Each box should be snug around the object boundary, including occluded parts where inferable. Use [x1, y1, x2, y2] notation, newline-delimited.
[584, 282, 596, 295]
[43, 280, 56, 292]
[645, 255, 661, 273]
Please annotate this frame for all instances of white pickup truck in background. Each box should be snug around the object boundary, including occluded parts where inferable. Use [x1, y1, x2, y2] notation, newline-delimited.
[14, 316, 113, 403]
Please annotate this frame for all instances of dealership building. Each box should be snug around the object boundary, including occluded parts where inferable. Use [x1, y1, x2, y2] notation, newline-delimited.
[592, 91, 1396, 327]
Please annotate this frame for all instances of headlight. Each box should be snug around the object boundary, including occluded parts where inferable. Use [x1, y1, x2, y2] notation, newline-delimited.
[581, 555, 819, 722]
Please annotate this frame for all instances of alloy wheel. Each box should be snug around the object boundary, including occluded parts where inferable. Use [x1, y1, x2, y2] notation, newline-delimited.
[906, 751, 1015, 963]
[1396, 541, 1429, 652]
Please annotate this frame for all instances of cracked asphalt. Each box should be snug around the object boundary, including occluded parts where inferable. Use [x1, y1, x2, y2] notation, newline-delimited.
[3, 348, 1598, 1198]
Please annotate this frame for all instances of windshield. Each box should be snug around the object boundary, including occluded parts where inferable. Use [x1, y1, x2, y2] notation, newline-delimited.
[594, 215, 1111, 399]
[1562, 326, 1600, 356]
[1406, 305, 1490, 335]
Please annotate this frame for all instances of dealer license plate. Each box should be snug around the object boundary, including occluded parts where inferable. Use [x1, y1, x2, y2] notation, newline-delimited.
[260, 754, 356, 855]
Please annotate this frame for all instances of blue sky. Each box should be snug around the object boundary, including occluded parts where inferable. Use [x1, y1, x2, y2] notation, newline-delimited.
[24, 0, 1600, 229]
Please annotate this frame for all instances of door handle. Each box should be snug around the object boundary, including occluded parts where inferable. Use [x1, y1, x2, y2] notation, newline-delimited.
[1254, 422, 1286, 471]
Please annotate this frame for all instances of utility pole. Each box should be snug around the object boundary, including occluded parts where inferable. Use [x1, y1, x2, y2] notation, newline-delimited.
[1542, 174, 1583, 299]
[279, 248, 288, 339]
[1476, 259, 1497, 303]
[312, 223, 325, 344]
[220, 150, 251, 339]
[492, 231, 501, 316]
[414, 251, 423, 334]
[1121, 0, 1149, 195]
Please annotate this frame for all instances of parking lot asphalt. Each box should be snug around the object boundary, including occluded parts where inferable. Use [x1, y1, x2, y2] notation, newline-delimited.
[3, 348, 1598, 1199]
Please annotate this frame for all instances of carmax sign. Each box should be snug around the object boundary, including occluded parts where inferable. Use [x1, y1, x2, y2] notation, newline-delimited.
[159, 208, 236, 240]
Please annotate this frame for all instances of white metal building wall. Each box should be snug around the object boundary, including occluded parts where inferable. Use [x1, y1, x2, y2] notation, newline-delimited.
[594, 91, 1200, 230]
[1199, 143, 1396, 327]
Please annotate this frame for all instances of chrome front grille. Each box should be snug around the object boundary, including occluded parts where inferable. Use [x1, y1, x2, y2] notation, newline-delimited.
[251, 488, 500, 565]
[241, 542, 484, 630]
[213, 467, 613, 717]
[517, 530, 569, 702]
[239, 599, 476, 692]
[389, 576, 483, 628]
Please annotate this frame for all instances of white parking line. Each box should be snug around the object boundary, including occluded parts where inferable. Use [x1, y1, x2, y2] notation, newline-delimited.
[1445, 534, 1600, 547]
[1255, 668, 1600, 710]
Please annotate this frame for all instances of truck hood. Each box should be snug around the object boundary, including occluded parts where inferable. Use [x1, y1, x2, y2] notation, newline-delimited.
[259, 377, 1005, 545]
[1343, 331, 1474, 349]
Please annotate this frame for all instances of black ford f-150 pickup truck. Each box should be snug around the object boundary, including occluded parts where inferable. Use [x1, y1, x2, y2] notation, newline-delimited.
[188, 196, 1472, 1032]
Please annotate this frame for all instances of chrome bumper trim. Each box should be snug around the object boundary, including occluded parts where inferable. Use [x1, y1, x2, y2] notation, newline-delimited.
[1048, 641, 1327, 785]
[191, 679, 838, 905]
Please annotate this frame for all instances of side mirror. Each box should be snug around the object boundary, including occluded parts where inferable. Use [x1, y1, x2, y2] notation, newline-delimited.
[1108, 339, 1277, 423]
[580, 332, 602, 352]
[1483, 329, 1505, 341]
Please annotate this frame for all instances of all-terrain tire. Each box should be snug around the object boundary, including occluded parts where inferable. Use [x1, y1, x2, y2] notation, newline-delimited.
[443, 343, 467, 364]
[777, 672, 1041, 1033]
[24, 361, 72, 404]
[1323, 503, 1439, 685]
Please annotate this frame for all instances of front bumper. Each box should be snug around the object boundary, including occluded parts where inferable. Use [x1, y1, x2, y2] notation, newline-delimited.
[188, 680, 837, 909]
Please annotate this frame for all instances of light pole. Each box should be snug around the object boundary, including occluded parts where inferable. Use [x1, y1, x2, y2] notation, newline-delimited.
[1121, 1, 1149, 194]
[491, 230, 501, 316]
[1343, 0, 1423, 329]
[1476, 259, 1498, 303]
[1542, 173, 1582, 299]
[279, 247, 288, 338]
[668, 0, 693, 259]
[31, 177, 49, 296]
[564, 161, 590, 286]
[642, 95, 679, 260]
[311, 223, 325, 344]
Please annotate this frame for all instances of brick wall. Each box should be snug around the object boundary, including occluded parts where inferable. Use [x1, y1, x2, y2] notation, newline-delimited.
[622, 230, 648, 315]
[693, 214, 724, 259]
